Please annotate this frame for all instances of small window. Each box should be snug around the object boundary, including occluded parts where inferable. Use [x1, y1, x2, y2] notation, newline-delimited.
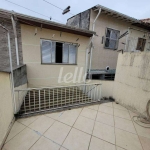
[41, 39, 77, 64]
[136, 38, 146, 51]
[105, 28, 120, 50]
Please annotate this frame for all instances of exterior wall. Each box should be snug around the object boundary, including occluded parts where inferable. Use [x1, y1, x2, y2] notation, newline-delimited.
[113, 52, 150, 117]
[0, 15, 23, 71]
[21, 24, 90, 87]
[87, 80, 114, 98]
[67, 10, 90, 30]
[89, 10, 149, 70]
[90, 10, 130, 70]
[15, 83, 27, 113]
[0, 72, 14, 147]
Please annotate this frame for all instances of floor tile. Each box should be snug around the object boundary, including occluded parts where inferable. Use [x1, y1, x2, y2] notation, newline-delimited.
[73, 116, 94, 134]
[44, 121, 71, 145]
[45, 111, 64, 120]
[30, 136, 60, 150]
[113, 102, 127, 111]
[115, 116, 136, 134]
[58, 109, 80, 126]
[89, 136, 116, 150]
[93, 121, 115, 144]
[86, 104, 99, 111]
[98, 105, 113, 115]
[4, 128, 40, 150]
[129, 110, 138, 119]
[133, 121, 150, 139]
[80, 108, 97, 120]
[59, 147, 67, 150]
[116, 147, 125, 150]
[29, 115, 55, 134]
[114, 109, 131, 120]
[139, 136, 150, 150]
[100, 102, 113, 107]
[96, 112, 114, 126]
[116, 128, 143, 150]
[63, 128, 91, 150]
[5, 121, 26, 143]
[17, 116, 39, 126]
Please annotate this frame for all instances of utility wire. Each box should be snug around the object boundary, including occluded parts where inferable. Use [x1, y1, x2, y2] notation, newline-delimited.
[43, 0, 74, 16]
[5, 0, 63, 23]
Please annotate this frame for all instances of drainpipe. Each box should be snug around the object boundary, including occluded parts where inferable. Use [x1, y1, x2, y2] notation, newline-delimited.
[0, 24, 16, 113]
[11, 15, 19, 66]
[89, 8, 101, 79]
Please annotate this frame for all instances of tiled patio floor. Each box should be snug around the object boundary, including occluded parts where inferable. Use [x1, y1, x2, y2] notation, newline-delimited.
[2, 102, 150, 150]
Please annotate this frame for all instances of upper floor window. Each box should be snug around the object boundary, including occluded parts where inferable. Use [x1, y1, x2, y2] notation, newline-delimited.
[41, 39, 77, 64]
[105, 28, 120, 50]
[136, 38, 146, 51]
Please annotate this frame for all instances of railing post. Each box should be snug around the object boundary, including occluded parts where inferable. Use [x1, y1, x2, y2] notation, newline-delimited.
[34, 90, 35, 111]
[29, 91, 31, 112]
[65, 88, 66, 106]
[99, 85, 102, 101]
[44, 89, 45, 109]
[39, 90, 41, 110]
[49, 89, 50, 109]
[24, 93, 26, 114]
[53, 89, 54, 108]
[57, 88, 58, 107]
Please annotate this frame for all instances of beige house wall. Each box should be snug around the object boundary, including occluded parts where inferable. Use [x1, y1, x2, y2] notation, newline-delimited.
[89, 10, 149, 70]
[0, 72, 14, 147]
[14, 83, 27, 113]
[21, 24, 90, 87]
[113, 52, 150, 117]
[87, 80, 114, 98]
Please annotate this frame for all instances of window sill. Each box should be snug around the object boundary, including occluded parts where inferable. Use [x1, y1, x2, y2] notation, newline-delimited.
[41, 63, 78, 65]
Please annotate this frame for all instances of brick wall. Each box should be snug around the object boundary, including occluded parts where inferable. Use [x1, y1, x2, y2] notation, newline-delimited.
[0, 15, 23, 71]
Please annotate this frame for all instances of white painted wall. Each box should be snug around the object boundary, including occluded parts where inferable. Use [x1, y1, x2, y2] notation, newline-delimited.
[113, 52, 150, 117]
[0, 72, 14, 148]
[87, 80, 114, 98]
[15, 83, 27, 113]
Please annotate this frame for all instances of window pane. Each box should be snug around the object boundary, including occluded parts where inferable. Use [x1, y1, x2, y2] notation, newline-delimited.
[63, 43, 69, 63]
[69, 44, 76, 64]
[109, 39, 117, 49]
[110, 30, 119, 39]
[52, 42, 56, 63]
[105, 38, 110, 47]
[106, 29, 111, 37]
[41, 40, 51, 63]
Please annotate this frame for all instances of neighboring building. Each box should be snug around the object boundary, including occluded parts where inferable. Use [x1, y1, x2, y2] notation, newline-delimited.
[141, 18, 150, 23]
[67, 5, 150, 80]
[0, 9, 95, 87]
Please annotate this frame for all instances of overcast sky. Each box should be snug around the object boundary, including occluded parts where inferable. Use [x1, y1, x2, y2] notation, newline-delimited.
[1, 0, 150, 24]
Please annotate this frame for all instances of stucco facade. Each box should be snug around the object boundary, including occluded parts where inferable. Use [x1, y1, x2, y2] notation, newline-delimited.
[21, 24, 91, 87]
[0, 72, 14, 148]
[67, 8, 150, 70]
[113, 52, 150, 117]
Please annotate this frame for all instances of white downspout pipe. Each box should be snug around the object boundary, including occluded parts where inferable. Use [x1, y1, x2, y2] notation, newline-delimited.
[89, 8, 101, 79]
[11, 15, 19, 66]
[84, 38, 93, 83]
[0, 24, 16, 113]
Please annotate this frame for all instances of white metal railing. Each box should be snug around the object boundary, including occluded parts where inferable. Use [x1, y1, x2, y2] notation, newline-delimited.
[14, 83, 102, 116]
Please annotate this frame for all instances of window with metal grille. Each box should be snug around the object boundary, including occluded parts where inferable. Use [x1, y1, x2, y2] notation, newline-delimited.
[105, 28, 120, 50]
[41, 39, 77, 64]
[136, 38, 146, 51]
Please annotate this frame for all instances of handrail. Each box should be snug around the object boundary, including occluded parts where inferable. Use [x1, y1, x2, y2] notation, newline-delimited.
[15, 83, 102, 91]
[14, 83, 102, 116]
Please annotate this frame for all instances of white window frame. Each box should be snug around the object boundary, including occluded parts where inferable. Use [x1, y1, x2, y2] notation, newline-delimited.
[104, 28, 120, 50]
[40, 39, 78, 65]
